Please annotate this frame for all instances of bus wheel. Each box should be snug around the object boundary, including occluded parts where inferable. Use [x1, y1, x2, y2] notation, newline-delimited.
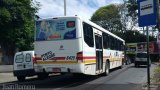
[17, 76, 25, 82]
[135, 63, 138, 67]
[61, 72, 66, 75]
[103, 61, 109, 76]
[38, 73, 49, 80]
[119, 61, 124, 69]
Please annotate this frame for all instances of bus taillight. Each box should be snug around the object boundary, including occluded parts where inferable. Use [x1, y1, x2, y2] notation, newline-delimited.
[33, 54, 37, 63]
[76, 52, 83, 62]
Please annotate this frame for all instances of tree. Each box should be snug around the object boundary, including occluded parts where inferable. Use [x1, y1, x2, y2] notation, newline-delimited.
[126, 0, 138, 30]
[91, 4, 122, 32]
[127, 0, 137, 20]
[90, 3, 156, 43]
[114, 30, 156, 43]
[118, 2, 128, 32]
[0, 0, 39, 64]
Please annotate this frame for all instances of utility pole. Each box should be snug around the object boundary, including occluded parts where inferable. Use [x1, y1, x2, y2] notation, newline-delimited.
[143, 27, 145, 35]
[146, 26, 150, 89]
[64, 0, 66, 16]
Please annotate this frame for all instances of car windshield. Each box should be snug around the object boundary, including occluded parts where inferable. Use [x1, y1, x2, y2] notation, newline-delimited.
[136, 53, 147, 58]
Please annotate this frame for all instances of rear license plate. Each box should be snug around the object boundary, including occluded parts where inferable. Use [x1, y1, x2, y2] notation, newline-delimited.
[52, 68, 61, 72]
[17, 64, 23, 69]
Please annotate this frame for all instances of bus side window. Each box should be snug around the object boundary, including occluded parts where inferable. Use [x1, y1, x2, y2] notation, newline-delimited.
[111, 37, 114, 50]
[110, 36, 112, 49]
[120, 41, 124, 51]
[102, 33, 107, 49]
[103, 33, 111, 49]
[115, 39, 117, 50]
[108, 35, 111, 49]
[118, 40, 121, 51]
[115, 39, 119, 50]
[83, 23, 94, 47]
[113, 37, 115, 50]
[116, 39, 120, 50]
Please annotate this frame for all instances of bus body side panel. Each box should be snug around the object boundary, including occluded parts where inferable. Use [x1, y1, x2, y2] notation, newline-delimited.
[80, 22, 95, 75]
[82, 40, 96, 75]
[109, 50, 123, 69]
[81, 21, 124, 75]
[82, 27, 97, 75]
[102, 49, 110, 71]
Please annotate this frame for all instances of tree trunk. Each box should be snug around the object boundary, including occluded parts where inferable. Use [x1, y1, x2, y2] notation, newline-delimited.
[1, 43, 15, 65]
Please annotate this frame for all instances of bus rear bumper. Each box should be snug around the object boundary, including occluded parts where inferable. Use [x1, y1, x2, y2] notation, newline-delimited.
[45, 67, 69, 73]
[13, 69, 36, 76]
[34, 64, 84, 73]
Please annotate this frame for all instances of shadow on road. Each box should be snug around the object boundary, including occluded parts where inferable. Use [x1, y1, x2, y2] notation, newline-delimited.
[129, 65, 148, 68]
[0, 74, 101, 89]
[0, 65, 130, 89]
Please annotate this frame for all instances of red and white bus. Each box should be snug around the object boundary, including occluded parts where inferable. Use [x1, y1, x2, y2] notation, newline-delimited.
[34, 16, 125, 76]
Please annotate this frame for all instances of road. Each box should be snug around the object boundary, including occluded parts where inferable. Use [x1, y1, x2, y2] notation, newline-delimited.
[0, 64, 157, 90]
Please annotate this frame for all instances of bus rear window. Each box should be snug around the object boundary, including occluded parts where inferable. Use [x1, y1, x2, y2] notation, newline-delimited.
[35, 19, 76, 41]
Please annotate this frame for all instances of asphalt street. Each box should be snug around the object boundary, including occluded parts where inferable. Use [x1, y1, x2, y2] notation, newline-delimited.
[0, 64, 157, 90]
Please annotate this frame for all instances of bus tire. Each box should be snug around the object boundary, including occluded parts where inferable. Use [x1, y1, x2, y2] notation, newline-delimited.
[38, 73, 49, 80]
[135, 63, 138, 67]
[73, 73, 83, 77]
[119, 61, 124, 69]
[17, 76, 25, 82]
[103, 61, 110, 76]
[61, 72, 66, 75]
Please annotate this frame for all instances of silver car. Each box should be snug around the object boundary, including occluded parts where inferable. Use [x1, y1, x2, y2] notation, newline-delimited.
[134, 52, 151, 67]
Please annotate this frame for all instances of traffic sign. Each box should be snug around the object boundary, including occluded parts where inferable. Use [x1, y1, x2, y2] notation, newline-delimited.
[138, 0, 157, 27]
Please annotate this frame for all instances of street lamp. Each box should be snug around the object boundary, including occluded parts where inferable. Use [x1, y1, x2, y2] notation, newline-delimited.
[64, 0, 66, 16]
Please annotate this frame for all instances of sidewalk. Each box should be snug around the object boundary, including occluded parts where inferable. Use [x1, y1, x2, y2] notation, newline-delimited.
[0, 65, 13, 73]
[142, 62, 160, 90]
[157, 86, 160, 90]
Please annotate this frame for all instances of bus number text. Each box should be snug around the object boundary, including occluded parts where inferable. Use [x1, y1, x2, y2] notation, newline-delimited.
[65, 56, 75, 60]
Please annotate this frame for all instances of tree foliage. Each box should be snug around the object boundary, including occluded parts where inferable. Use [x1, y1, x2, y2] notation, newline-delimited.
[0, 0, 39, 64]
[91, 3, 156, 45]
[114, 30, 155, 43]
[91, 4, 122, 32]
[126, 0, 138, 29]
[127, 0, 138, 20]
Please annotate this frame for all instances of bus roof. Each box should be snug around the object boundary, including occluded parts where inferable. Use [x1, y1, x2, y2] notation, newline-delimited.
[36, 16, 79, 21]
[36, 16, 125, 43]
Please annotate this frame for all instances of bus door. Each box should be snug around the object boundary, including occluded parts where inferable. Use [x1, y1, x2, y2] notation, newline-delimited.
[95, 34, 103, 71]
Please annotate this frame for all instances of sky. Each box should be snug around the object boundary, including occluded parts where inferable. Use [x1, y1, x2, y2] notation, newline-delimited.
[35, 0, 124, 20]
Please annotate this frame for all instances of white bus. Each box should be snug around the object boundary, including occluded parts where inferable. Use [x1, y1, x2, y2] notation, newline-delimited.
[34, 16, 125, 76]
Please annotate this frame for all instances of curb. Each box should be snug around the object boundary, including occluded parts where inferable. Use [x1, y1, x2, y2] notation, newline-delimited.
[0, 65, 13, 73]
